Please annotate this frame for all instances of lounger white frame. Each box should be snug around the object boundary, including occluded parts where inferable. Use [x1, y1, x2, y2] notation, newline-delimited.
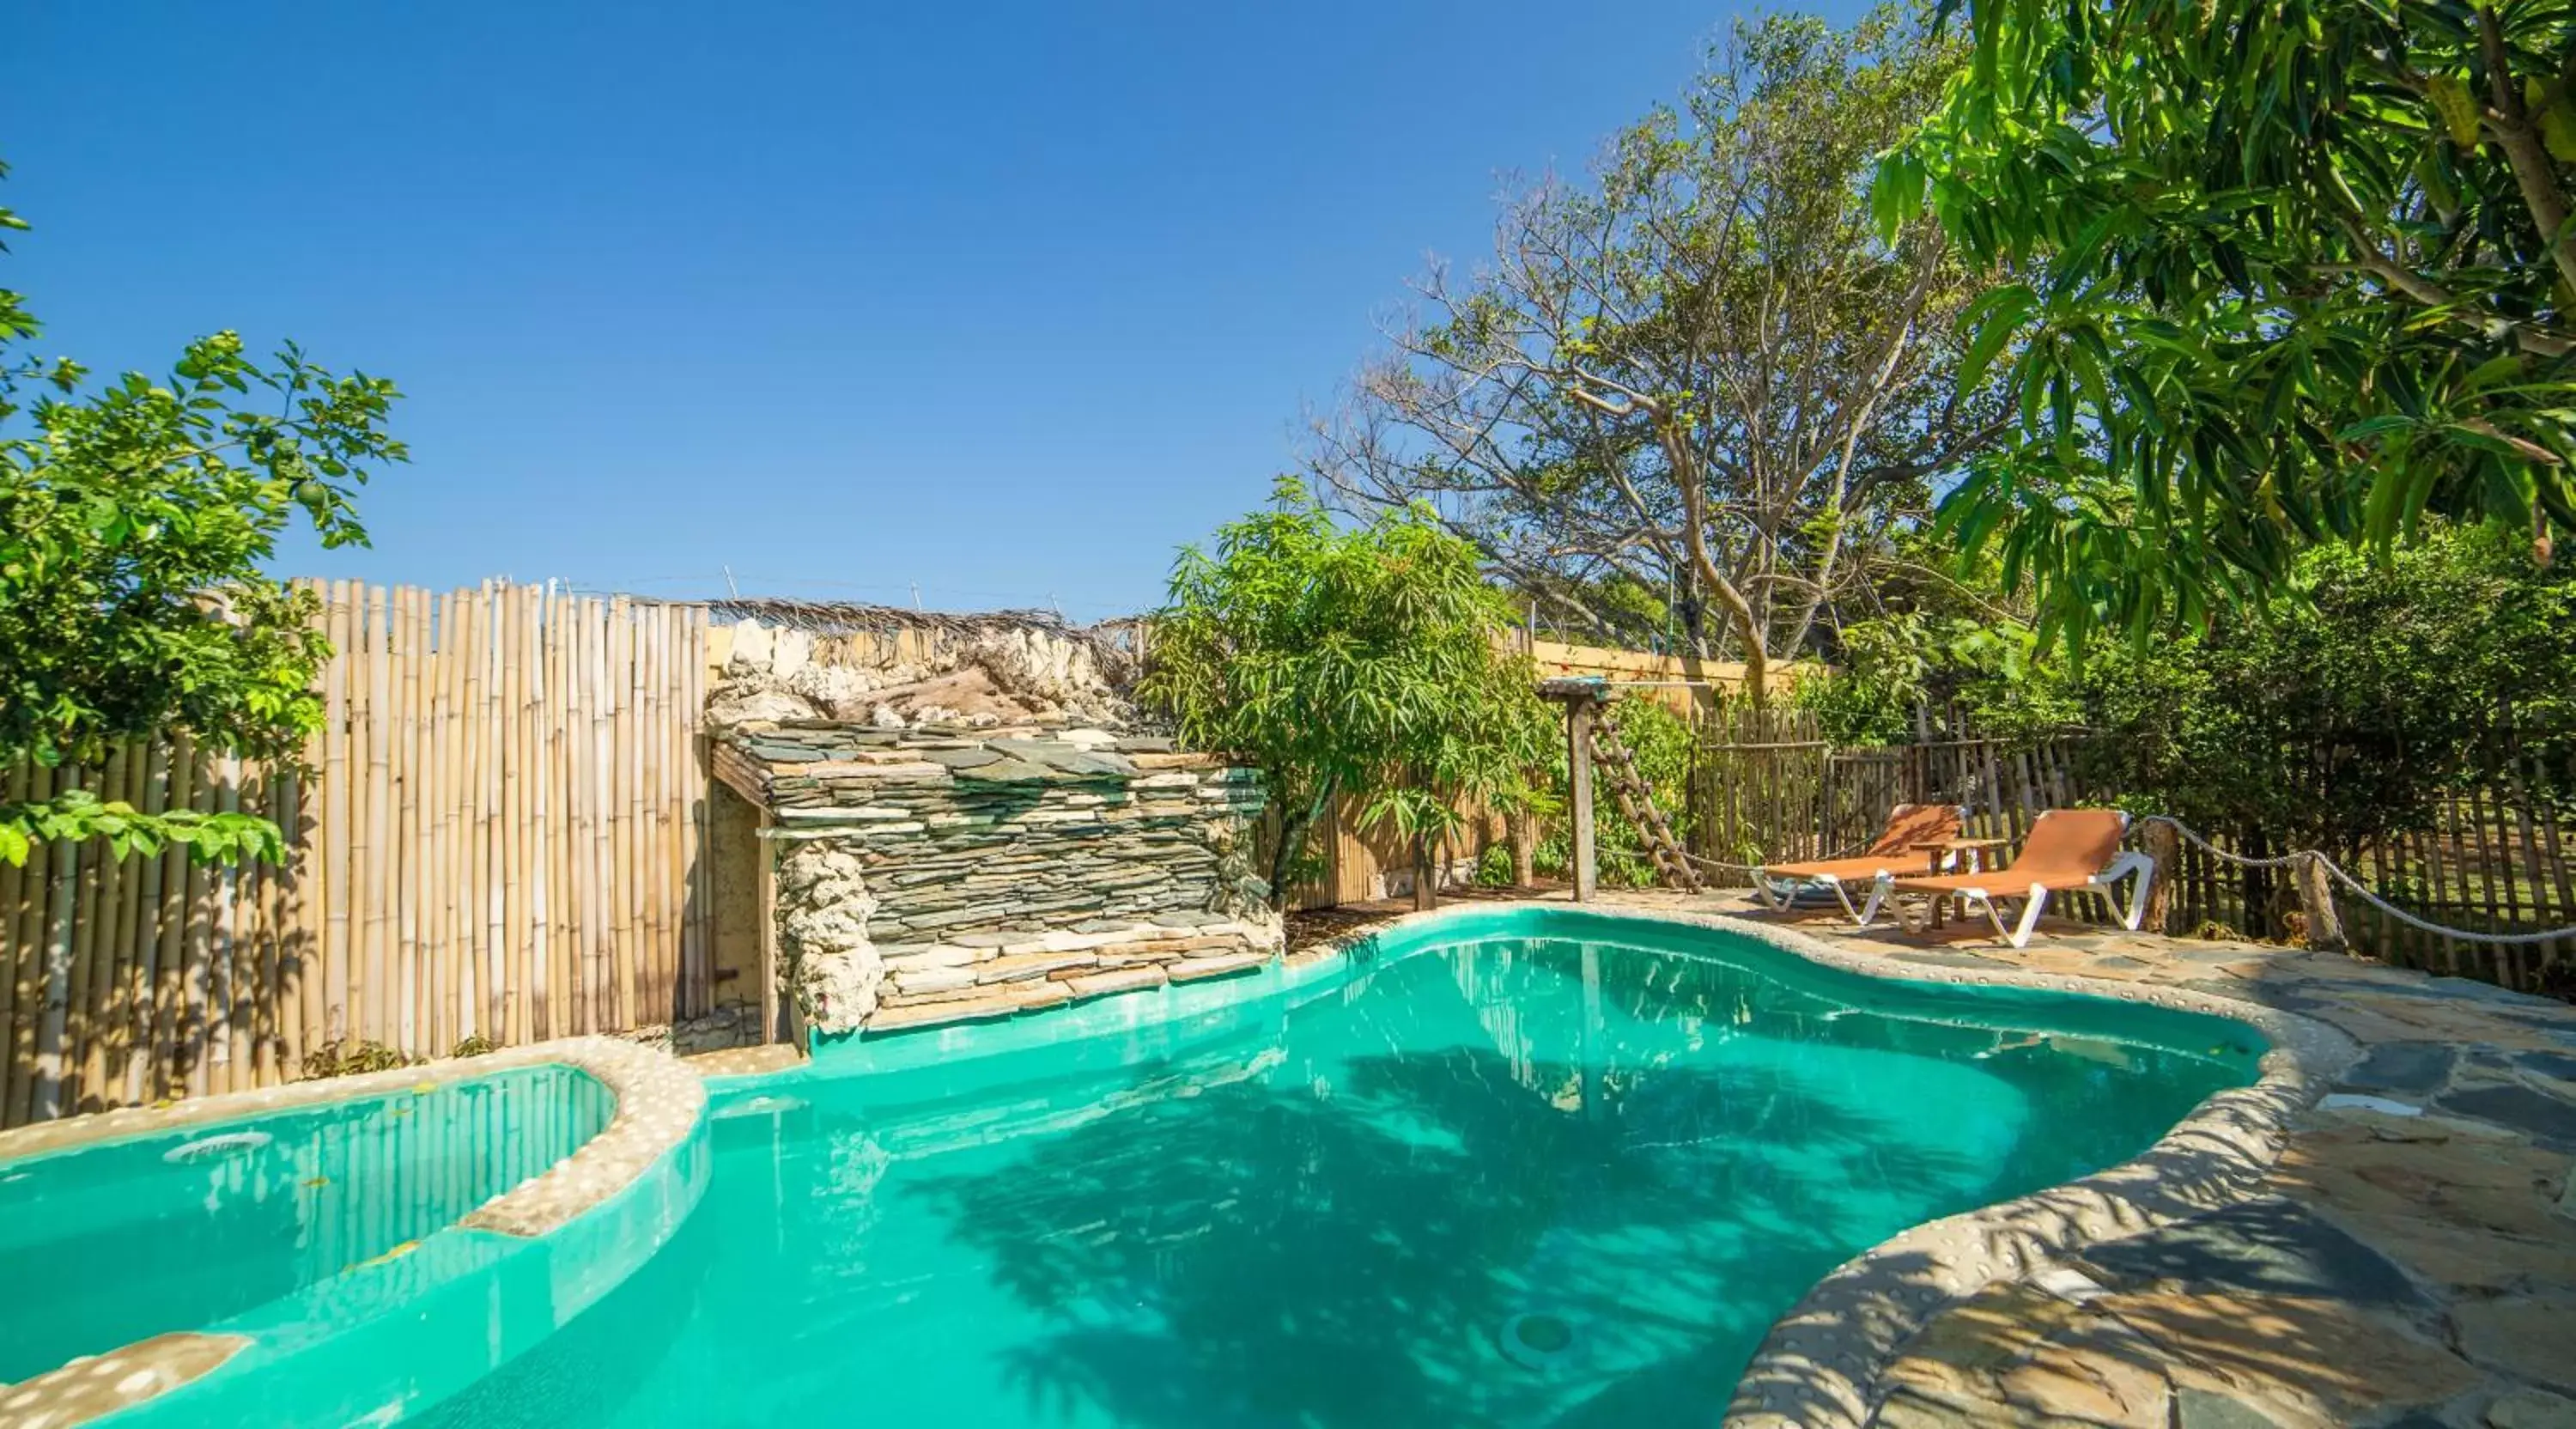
[1755, 857, 1935, 921]
[1752, 805, 1971, 921]
[1855, 826, 2158, 949]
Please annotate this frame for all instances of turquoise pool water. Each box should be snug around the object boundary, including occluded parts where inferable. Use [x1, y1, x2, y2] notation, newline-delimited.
[409, 910, 2260, 1429]
[0, 1063, 615, 1385]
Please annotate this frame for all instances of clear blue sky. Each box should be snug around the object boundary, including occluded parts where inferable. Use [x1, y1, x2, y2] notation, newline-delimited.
[9, 2, 1808, 623]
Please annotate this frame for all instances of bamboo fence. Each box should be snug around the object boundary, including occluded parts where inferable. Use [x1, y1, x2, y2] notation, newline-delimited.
[0, 581, 714, 1128]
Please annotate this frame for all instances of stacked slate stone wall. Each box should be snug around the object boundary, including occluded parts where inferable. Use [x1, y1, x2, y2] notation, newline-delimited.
[713, 721, 1280, 1037]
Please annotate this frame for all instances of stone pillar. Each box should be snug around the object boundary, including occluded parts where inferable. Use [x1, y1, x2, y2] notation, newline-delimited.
[774, 841, 884, 1037]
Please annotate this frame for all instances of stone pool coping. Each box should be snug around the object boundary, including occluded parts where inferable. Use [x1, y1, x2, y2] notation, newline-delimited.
[1287, 898, 2362, 1429]
[0, 1037, 706, 1427]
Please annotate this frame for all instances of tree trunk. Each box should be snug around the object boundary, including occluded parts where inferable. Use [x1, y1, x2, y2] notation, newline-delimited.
[2296, 851, 2348, 954]
[1510, 807, 1537, 889]
[1413, 828, 1439, 911]
[1267, 775, 1337, 910]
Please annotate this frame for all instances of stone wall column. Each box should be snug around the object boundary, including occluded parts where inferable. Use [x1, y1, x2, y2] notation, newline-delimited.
[774, 840, 884, 1036]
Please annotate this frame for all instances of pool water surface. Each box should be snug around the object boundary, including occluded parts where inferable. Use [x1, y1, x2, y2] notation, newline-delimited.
[416, 914, 2258, 1429]
[0, 1062, 616, 1385]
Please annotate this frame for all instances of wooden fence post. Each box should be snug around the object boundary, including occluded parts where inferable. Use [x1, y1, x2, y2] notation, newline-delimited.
[2141, 820, 2178, 936]
[1569, 699, 1598, 903]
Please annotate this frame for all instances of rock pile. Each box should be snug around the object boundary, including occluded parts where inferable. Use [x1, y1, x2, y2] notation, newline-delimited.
[707, 617, 1139, 732]
[714, 720, 1279, 1038]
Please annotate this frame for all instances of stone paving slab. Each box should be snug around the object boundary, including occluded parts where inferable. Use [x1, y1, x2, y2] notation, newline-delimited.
[1572, 891, 2576, 1429]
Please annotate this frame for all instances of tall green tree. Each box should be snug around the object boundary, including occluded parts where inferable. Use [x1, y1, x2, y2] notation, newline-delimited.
[0, 166, 404, 865]
[1142, 482, 1554, 909]
[1885, 0, 2576, 643]
[1310, 6, 1991, 698]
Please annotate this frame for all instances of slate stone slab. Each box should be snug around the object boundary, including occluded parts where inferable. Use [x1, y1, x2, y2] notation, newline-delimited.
[1887, 950, 2014, 970]
[2340, 1042, 2458, 1097]
[951, 757, 1057, 783]
[2434, 1083, 2576, 1151]
[748, 742, 827, 763]
[2429, 976, 2568, 1010]
[2072, 1198, 2422, 1308]
[2518, 1049, 2576, 1084]
[2173, 1387, 2288, 1429]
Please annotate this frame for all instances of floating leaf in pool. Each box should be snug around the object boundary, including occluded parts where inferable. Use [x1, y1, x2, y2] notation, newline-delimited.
[301, 1176, 331, 1189]
[412, 1081, 438, 1094]
[349, 1240, 421, 1271]
[162, 1130, 272, 1164]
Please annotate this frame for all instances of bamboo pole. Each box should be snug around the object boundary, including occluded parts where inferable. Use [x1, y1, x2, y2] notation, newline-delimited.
[149, 744, 191, 1101]
[468, 582, 497, 1038]
[512, 583, 538, 1040]
[216, 757, 249, 1091]
[560, 586, 583, 1036]
[118, 746, 167, 1104]
[32, 767, 86, 1118]
[7, 763, 54, 1122]
[362, 585, 393, 1046]
[497, 585, 525, 1043]
[180, 752, 216, 1098]
[396, 586, 423, 1055]
[321, 583, 352, 1045]
[0, 762, 22, 1114]
[71, 749, 126, 1109]
[279, 762, 312, 1083]
[613, 596, 639, 1031]
[532, 585, 559, 1041]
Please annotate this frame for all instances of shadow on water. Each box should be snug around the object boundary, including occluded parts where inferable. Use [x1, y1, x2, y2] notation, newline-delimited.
[905, 1037, 1995, 1429]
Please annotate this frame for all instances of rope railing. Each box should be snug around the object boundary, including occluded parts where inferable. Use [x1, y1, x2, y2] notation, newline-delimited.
[2132, 815, 2576, 948]
[1662, 814, 2576, 948]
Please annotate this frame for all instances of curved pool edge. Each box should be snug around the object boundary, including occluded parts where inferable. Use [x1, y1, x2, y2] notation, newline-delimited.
[0, 1036, 709, 1429]
[1285, 898, 2356, 1429]
[606, 897, 2354, 1429]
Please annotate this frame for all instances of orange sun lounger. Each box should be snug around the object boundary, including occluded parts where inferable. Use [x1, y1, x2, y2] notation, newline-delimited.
[1753, 803, 1966, 920]
[1858, 808, 2156, 948]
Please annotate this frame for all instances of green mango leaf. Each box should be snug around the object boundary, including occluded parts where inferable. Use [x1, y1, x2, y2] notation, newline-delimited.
[2425, 75, 2481, 148]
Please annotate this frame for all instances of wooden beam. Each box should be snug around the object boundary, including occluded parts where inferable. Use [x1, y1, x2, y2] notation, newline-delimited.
[1568, 699, 1597, 903]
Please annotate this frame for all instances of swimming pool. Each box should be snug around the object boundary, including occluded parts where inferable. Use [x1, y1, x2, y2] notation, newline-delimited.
[0, 1063, 615, 1385]
[0, 1038, 708, 1429]
[402, 906, 2264, 1429]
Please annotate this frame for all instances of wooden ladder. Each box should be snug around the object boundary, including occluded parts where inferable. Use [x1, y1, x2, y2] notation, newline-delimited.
[1589, 712, 1704, 893]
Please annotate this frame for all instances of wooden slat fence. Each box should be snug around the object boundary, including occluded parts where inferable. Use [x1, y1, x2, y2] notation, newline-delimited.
[0, 581, 714, 1128]
[1686, 708, 2575, 994]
